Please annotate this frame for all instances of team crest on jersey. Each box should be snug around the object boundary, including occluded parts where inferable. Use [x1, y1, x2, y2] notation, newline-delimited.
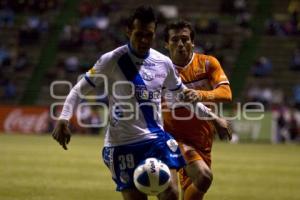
[167, 139, 178, 152]
[141, 71, 155, 81]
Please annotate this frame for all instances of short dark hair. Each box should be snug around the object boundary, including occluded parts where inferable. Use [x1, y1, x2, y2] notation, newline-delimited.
[164, 20, 195, 42]
[127, 5, 157, 29]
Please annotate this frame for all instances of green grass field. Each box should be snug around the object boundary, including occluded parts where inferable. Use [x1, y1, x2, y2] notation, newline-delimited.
[1, 134, 300, 200]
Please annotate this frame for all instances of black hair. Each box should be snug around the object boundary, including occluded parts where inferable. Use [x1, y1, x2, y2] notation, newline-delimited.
[164, 20, 195, 42]
[127, 5, 157, 29]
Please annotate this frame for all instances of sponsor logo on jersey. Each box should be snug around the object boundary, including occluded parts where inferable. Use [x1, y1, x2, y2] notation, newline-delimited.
[155, 73, 166, 79]
[136, 90, 161, 100]
[135, 61, 155, 67]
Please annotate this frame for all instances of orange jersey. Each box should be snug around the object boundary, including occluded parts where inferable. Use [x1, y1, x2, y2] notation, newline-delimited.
[163, 53, 230, 155]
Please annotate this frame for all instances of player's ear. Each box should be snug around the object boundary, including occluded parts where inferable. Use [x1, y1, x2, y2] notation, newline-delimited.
[164, 42, 169, 50]
[191, 42, 195, 49]
[126, 27, 132, 38]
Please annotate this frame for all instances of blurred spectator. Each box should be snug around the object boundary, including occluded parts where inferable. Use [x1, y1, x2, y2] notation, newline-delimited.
[0, 4, 14, 28]
[236, 10, 252, 29]
[251, 56, 272, 77]
[289, 109, 300, 141]
[260, 87, 272, 109]
[275, 106, 290, 143]
[232, 0, 252, 32]
[2, 78, 16, 99]
[271, 87, 284, 107]
[79, 15, 97, 29]
[293, 84, 300, 110]
[64, 55, 79, 73]
[0, 45, 11, 68]
[246, 84, 280, 110]
[265, 17, 285, 36]
[290, 46, 300, 71]
[246, 84, 261, 102]
[18, 15, 49, 45]
[14, 51, 29, 71]
[59, 24, 82, 50]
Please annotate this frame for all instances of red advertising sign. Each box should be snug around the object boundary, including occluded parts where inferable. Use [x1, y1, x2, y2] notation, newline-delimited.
[0, 106, 49, 133]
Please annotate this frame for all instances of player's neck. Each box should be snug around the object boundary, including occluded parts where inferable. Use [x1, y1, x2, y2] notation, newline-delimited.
[173, 54, 193, 67]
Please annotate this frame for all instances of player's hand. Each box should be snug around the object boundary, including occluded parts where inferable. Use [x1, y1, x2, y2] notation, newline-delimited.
[52, 119, 71, 150]
[180, 89, 201, 102]
[213, 117, 232, 141]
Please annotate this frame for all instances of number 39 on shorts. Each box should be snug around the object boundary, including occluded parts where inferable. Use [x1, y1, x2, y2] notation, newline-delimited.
[118, 154, 135, 170]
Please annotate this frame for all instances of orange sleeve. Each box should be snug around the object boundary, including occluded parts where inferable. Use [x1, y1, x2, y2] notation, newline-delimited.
[207, 56, 229, 88]
[197, 84, 232, 102]
[197, 56, 232, 102]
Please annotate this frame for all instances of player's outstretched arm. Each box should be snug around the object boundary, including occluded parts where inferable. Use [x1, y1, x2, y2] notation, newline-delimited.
[52, 119, 71, 150]
[179, 88, 232, 141]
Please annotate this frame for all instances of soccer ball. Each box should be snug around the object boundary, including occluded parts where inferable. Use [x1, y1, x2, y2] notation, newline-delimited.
[133, 158, 171, 196]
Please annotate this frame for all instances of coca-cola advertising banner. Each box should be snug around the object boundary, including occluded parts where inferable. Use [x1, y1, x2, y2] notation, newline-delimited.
[0, 106, 49, 133]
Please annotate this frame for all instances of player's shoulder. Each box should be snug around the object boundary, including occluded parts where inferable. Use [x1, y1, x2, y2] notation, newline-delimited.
[97, 45, 128, 63]
[149, 48, 172, 65]
[194, 53, 217, 62]
[194, 53, 221, 69]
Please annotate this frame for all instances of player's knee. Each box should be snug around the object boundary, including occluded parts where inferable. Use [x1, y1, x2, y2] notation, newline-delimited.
[158, 182, 179, 200]
[194, 167, 213, 193]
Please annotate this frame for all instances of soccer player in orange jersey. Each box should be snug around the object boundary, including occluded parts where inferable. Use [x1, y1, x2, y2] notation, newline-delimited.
[163, 20, 232, 200]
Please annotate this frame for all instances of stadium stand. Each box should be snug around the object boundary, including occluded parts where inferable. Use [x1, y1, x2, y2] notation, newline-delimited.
[243, 0, 300, 109]
[35, 0, 254, 105]
[0, 0, 64, 104]
[0, 0, 298, 114]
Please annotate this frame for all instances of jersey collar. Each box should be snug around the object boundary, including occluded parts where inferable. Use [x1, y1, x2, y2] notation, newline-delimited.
[174, 53, 195, 69]
[127, 43, 150, 59]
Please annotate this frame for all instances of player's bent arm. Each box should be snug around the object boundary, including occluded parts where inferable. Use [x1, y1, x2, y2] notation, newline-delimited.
[52, 78, 94, 150]
[168, 84, 212, 117]
[197, 84, 232, 102]
[59, 78, 94, 120]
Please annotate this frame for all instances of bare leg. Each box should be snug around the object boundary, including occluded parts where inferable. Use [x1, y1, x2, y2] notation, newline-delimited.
[183, 160, 213, 200]
[157, 169, 179, 200]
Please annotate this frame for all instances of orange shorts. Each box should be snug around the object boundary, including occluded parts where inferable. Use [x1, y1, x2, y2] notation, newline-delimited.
[178, 142, 212, 190]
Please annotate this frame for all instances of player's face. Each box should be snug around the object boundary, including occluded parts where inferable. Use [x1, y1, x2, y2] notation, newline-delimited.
[127, 19, 156, 57]
[165, 28, 194, 65]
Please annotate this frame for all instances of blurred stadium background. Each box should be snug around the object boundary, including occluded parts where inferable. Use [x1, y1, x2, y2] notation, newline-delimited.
[0, 0, 300, 199]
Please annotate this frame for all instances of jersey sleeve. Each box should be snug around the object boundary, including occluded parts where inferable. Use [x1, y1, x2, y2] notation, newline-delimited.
[59, 53, 114, 121]
[163, 58, 183, 91]
[207, 56, 229, 88]
[85, 52, 114, 87]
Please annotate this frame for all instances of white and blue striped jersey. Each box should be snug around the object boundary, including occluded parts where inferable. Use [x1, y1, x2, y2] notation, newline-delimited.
[60, 44, 183, 147]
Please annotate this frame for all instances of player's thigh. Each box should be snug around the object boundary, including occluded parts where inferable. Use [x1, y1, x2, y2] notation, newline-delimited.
[121, 188, 147, 200]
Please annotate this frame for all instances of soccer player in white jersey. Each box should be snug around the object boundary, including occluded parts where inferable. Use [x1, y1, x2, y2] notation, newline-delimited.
[52, 5, 230, 200]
